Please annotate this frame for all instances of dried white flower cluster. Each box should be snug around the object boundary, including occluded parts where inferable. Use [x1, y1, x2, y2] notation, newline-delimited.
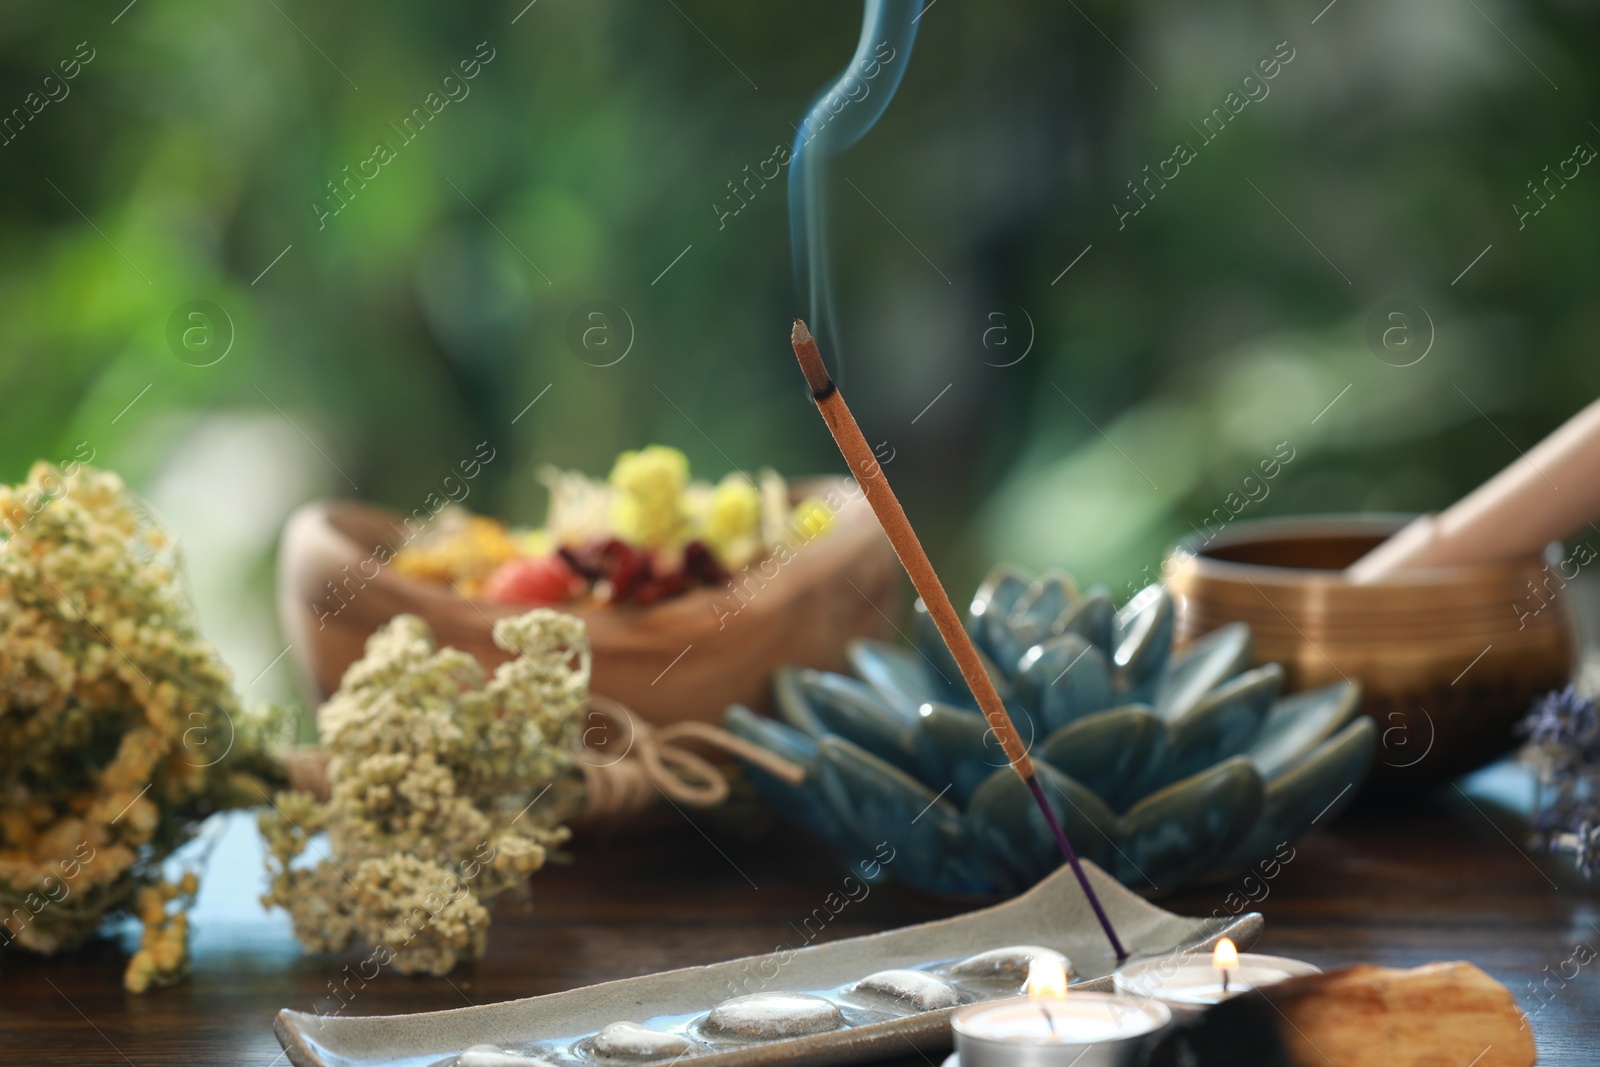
[0, 462, 281, 992]
[262, 609, 586, 976]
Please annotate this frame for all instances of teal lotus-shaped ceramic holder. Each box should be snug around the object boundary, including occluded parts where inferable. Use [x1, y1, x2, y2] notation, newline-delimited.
[724, 566, 1377, 896]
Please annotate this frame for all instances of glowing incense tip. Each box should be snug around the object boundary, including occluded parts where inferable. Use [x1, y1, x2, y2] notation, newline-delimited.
[790, 318, 834, 397]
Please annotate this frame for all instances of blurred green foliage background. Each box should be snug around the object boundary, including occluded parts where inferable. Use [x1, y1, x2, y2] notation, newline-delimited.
[1, 0, 1596, 705]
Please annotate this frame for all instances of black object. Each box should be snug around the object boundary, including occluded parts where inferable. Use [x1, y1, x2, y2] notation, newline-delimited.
[1141, 992, 1295, 1067]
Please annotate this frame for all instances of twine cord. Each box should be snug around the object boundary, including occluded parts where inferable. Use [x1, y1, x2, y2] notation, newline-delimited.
[283, 699, 807, 824]
[577, 696, 806, 821]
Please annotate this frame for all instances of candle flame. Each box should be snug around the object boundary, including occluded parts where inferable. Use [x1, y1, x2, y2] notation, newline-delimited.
[1026, 954, 1069, 999]
[1213, 938, 1239, 972]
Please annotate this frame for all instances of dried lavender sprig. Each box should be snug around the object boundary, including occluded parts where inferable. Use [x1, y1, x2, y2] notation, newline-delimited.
[1519, 686, 1600, 879]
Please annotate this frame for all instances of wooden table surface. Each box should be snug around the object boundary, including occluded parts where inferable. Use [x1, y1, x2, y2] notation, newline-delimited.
[1, 767, 1595, 1066]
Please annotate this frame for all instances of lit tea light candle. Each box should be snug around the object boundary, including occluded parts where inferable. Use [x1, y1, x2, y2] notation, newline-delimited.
[1112, 938, 1320, 1019]
[1214, 937, 1239, 995]
[950, 956, 1170, 1067]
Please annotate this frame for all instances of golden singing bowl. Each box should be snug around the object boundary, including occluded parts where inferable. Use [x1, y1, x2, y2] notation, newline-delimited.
[1165, 515, 1576, 788]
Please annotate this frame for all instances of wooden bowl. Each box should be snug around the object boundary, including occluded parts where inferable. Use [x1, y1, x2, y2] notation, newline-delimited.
[276, 478, 900, 724]
[1164, 514, 1576, 788]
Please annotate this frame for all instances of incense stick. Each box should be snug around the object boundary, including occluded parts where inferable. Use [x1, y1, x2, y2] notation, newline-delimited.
[789, 318, 1127, 960]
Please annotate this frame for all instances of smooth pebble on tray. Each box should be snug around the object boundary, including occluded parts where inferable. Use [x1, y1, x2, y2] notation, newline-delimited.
[589, 1022, 697, 1060]
[852, 969, 960, 1011]
[949, 945, 1072, 982]
[704, 992, 846, 1037]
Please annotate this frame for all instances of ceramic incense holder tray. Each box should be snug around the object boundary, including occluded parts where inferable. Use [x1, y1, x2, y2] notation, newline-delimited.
[275, 863, 1260, 1067]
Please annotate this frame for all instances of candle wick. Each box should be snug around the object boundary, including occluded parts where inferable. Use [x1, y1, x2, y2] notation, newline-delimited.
[1221, 969, 1230, 996]
[1038, 1005, 1058, 1036]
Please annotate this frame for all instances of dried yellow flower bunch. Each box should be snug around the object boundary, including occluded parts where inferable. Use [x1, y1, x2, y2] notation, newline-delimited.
[262, 609, 586, 976]
[0, 462, 282, 992]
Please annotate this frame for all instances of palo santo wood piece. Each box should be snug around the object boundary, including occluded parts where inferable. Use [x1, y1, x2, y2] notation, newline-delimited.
[1144, 961, 1536, 1067]
[789, 317, 1127, 959]
[1267, 961, 1535, 1067]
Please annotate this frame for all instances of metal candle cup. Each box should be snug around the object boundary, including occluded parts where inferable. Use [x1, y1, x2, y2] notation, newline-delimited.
[951, 952, 1168, 1067]
[1113, 948, 1320, 1019]
[951, 994, 1171, 1067]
